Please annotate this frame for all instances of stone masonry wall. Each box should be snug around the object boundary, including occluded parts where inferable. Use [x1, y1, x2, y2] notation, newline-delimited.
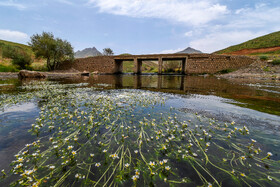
[186, 54, 255, 74]
[59, 56, 115, 73]
[58, 54, 256, 74]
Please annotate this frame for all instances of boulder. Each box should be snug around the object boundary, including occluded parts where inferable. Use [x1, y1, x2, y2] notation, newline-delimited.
[18, 70, 47, 79]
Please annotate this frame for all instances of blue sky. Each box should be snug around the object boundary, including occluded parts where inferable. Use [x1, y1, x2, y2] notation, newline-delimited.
[0, 0, 280, 54]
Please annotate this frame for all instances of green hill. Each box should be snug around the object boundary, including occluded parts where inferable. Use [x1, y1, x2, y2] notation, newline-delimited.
[215, 31, 280, 54]
[0, 39, 47, 71]
[0, 39, 31, 50]
[0, 39, 32, 57]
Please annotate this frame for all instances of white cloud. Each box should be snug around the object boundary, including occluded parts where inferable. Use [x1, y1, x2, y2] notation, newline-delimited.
[189, 30, 264, 53]
[0, 0, 26, 10]
[229, 6, 280, 30]
[87, 0, 228, 26]
[188, 3, 280, 53]
[0, 29, 29, 43]
[184, 31, 193, 37]
[57, 0, 74, 5]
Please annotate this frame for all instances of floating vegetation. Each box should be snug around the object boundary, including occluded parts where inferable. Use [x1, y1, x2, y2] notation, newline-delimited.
[0, 81, 279, 186]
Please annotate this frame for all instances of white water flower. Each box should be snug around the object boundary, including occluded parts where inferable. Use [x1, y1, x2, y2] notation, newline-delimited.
[23, 169, 34, 176]
[95, 162, 101, 167]
[67, 145, 73, 150]
[17, 157, 24, 162]
[132, 175, 139, 181]
[149, 161, 155, 167]
[109, 153, 119, 159]
[72, 151, 77, 155]
[165, 166, 171, 171]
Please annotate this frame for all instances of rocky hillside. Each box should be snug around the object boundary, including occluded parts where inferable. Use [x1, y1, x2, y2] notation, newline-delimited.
[74, 47, 102, 58]
[176, 47, 202, 54]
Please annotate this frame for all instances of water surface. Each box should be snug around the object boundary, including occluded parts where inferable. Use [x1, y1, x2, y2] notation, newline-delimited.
[0, 75, 279, 186]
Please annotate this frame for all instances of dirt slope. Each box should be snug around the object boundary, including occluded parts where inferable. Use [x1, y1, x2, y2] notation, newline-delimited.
[223, 46, 280, 55]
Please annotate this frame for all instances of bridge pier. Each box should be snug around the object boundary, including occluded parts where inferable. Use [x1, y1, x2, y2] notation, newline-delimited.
[183, 57, 188, 74]
[181, 57, 188, 74]
[114, 59, 123, 74]
[134, 58, 142, 74]
[158, 57, 163, 74]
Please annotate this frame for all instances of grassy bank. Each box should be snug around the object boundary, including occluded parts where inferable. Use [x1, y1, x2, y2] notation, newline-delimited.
[216, 31, 280, 54]
[0, 39, 48, 72]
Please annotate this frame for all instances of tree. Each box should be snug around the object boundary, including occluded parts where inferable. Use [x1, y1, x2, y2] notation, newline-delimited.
[103, 48, 114, 56]
[29, 32, 74, 71]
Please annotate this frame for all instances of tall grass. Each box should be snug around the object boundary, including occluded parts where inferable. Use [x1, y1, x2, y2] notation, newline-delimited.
[0, 64, 18, 72]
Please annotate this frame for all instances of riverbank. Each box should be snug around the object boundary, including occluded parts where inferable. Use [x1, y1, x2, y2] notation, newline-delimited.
[217, 60, 280, 81]
[1, 61, 280, 81]
[0, 72, 83, 79]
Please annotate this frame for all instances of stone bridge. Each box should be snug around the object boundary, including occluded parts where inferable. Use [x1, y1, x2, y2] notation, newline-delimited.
[59, 53, 256, 74]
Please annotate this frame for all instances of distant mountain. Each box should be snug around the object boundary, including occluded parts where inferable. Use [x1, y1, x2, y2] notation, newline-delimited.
[176, 47, 202, 54]
[74, 47, 102, 58]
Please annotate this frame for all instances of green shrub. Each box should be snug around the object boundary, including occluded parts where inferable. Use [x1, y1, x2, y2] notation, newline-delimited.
[12, 52, 32, 69]
[259, 56, 268, 60]
[2, 44, 33, 69]
[0, 64, 18, 72]
[2, 45, 18, 58]
[271, 59, 280, 65]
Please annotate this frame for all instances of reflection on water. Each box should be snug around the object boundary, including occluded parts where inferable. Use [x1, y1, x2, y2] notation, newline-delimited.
[53, 75, 280, 115]
[0, 103, 39, 172]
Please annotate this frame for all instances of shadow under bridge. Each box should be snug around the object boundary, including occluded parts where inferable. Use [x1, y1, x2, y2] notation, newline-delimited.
[113, 54, 189, 74]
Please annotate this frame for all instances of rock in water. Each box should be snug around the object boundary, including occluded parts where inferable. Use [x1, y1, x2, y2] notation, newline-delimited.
[18, 70, 47, 79]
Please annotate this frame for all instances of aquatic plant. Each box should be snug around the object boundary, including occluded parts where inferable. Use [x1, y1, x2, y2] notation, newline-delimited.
[0, 81, 279, 186]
